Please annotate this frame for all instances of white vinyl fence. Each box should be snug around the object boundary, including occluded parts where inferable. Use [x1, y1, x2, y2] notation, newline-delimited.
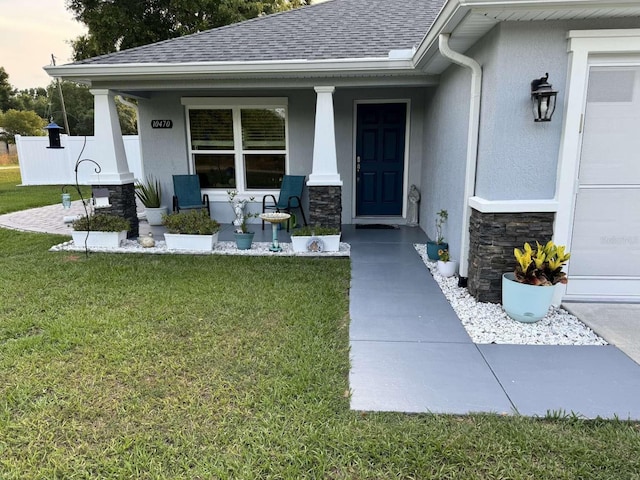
[15, 135, 143, 185]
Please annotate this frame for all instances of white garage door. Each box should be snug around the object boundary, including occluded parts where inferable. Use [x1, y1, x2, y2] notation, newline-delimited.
[566, 64, 640, 300]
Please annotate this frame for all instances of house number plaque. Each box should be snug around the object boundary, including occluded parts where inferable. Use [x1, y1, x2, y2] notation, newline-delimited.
[151, 120, 173, 128]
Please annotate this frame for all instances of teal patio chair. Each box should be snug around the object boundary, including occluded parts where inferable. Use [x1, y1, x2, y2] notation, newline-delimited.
[172, 175, 210, 216]
[261, 175, 308, 232]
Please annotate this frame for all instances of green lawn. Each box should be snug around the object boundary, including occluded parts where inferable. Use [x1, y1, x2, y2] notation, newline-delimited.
[0, 168, 89, 215]
[1, 177, 639, 479]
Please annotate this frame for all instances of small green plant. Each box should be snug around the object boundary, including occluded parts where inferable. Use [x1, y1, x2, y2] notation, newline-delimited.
[135, 175, 162, 208]
[228, 189, 259, 233]
[435, 209, 448, 243]
[514, 241, 571, 286]
[291, 225, 340, 236]
[438, 248, 450, 262]
[162, 209, 220, 235]
[72, 214, 130, 232]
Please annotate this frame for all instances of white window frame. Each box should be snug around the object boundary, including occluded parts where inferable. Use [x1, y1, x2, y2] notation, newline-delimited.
[181, 97, 289, 200]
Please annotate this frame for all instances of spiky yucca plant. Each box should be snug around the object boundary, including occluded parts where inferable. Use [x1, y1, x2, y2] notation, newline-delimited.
[135, 175, 162, 208]
[514, 241, 570, 286]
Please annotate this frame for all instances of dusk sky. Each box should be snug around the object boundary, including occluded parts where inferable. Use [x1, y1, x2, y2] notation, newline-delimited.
[0, 0, 86, 90]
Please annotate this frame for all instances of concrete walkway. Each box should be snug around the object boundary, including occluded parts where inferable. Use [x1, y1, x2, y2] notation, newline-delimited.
[343, 225, 640, 419]
[2, 206, 640, 419]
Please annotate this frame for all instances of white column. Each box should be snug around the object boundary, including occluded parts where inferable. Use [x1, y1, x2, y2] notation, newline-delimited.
[89, 89, 134, 184]
[308, 86, 342, 186]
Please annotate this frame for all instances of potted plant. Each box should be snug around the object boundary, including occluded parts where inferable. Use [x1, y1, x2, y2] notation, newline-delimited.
[502, 241, 571, 323]
[437, 248, 457, 278]
[228, 190, 259, 250]
[426, 209, 448, 260]
[71, 213, 130, 248]
[290, 225, 341, 253]
[135, 175, 167, 226]
[162, 209, 220, 251]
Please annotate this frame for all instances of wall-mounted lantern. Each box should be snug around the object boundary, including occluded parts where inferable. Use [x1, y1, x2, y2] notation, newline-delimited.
[44, 121, 64, 148]
[531, 73, 558, 122]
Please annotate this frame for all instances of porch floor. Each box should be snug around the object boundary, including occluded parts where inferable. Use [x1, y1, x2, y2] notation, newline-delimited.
[342, 225, 640, 419]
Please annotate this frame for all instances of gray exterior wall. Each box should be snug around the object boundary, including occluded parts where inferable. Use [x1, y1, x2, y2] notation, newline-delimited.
[421, 17, 639, 265]
[421, 65, 470, 262]
[474, 18, 640, 200]
[136, 86, 427, 225]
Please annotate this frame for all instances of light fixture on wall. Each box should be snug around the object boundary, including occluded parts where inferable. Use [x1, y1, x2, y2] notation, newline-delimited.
[531, 73, 558, 122]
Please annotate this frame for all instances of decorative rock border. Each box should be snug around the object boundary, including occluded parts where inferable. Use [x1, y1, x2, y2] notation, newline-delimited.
[415, 244, 606, 346]
[50, 240, 350, 257]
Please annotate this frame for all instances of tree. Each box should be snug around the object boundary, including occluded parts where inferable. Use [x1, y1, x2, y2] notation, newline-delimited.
[68, 0, 307, 60]
[0, 67, 16, 112]
[0, 110, 46, 143]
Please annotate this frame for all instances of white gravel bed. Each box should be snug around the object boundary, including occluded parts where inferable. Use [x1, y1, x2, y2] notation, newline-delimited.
[50, 239, 350, 257]
[414, 244, 607, 346]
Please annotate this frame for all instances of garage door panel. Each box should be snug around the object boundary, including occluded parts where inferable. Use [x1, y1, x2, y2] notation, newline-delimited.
[570, 189, 640, 277]
[580, 67, 640, 185]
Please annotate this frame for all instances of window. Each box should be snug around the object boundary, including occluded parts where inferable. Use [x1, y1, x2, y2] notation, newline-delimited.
[183, 98, 288, 192]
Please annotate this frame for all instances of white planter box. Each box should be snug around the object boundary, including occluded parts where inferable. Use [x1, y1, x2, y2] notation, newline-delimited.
[71, 230, 127, 248]
[164, 232, 218, 251]
[291, 234, 341, 253]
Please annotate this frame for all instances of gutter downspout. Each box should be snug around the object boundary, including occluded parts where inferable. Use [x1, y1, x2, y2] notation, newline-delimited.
[438, 34, 481, 282]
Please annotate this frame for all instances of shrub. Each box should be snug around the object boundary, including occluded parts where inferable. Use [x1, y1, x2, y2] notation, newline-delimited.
[72, 214, 130, 232]
[162, 209, 220, 235]
[290, 226, 340, 236]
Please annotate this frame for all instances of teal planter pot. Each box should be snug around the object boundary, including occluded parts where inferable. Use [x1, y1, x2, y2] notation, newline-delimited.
[234, 232, 255, 250]
[502, 272, 555, 323]
[426, 241, 448, 260]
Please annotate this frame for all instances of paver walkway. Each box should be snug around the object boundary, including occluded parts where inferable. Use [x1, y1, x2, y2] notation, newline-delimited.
[343, 225, 640, 419]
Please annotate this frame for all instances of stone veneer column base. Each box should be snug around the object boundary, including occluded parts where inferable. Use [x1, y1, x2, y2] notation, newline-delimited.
[467, 209, 555, 303]
[308, 186, 342, 230]
[93, 183, 139, 238]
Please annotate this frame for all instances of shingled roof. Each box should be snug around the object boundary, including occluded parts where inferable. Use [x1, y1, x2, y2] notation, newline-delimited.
[74, 0, 446, 65]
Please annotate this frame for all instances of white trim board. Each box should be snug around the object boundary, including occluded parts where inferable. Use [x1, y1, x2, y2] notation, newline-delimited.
[469, 197, 558, 213]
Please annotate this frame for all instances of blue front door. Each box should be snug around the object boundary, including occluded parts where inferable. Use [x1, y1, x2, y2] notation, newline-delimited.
[356, 103, 406, 216]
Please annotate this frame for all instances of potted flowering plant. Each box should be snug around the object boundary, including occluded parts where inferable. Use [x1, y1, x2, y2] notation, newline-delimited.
[502, 241, 571, 323]
[426, 209, 448, 260]
[437, 248, 457, 277]
[228, 190, 259, 250]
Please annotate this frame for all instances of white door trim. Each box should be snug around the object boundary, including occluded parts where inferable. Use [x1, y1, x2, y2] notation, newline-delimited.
[555, 29, 640, 301]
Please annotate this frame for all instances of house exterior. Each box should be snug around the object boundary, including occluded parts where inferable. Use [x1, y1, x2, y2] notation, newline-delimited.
[46, 0, 640, 303]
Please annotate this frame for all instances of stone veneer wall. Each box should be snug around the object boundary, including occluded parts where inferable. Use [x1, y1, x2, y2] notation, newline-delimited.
[94, 183, 139, 238]
[308, 186, 342, 230]
[467, 209, 555, 303]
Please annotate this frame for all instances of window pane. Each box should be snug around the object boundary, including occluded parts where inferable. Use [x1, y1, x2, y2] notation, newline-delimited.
[189, 110, 233, 150]
[241, 108, 285, 150]
[244, 154, 285, 189]
[194, 154, 236, 188]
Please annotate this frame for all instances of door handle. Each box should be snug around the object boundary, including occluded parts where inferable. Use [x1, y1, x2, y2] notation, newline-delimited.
[356, 156, 361, 173]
